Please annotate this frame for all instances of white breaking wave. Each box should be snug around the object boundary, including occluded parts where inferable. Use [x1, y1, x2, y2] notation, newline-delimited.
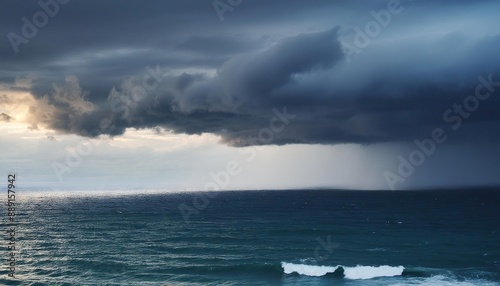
[282, 262, 338, 277]
[344, 265, 405, 280]
[281, 262, 405, 279]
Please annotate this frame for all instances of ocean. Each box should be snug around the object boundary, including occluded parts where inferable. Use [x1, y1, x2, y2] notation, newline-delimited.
[1, 189, 499, 285]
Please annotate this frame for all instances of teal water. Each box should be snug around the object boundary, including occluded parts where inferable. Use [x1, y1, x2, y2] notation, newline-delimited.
[1, 189, 499, 285]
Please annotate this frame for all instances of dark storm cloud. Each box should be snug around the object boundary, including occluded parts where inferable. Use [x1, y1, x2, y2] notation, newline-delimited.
[2, 0, 500, 146]
[0, 113, 12, 122]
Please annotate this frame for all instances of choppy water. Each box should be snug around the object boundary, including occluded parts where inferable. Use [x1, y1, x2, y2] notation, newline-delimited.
[1, 189, 499, 285]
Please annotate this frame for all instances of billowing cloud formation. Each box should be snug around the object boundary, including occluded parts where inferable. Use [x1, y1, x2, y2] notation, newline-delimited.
[0, 113, 12, 122]
[2, 0, 500, 146]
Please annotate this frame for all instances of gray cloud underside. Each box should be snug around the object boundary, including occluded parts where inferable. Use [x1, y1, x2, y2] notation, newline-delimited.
[2, 0, 500, 146]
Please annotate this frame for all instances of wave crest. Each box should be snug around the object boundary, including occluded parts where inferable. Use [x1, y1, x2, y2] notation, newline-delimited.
[281, 262, 405, 279]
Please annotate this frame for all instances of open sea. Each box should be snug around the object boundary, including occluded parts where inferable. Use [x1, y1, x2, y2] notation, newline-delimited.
[1, 188, 499, 285]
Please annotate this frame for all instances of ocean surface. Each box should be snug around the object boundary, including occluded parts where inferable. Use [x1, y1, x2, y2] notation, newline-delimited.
[1, 189, 499, 285]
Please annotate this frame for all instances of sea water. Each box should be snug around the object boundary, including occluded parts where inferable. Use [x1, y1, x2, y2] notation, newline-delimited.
[1, 189, 499, 285]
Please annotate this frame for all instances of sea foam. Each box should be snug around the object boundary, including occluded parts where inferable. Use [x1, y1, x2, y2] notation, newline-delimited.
[281, 262, 405, 279]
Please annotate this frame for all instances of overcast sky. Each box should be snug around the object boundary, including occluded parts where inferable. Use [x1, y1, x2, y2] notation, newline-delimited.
[1, 0, 500, 191]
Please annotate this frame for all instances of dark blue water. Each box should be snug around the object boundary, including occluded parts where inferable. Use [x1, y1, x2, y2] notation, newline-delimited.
[1, 189, 499, 285]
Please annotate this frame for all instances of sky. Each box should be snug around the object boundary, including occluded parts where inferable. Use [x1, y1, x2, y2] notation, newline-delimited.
[1, 0, 500, 191]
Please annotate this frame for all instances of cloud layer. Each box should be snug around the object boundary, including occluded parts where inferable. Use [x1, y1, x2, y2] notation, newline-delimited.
[2, 0, 500, 146]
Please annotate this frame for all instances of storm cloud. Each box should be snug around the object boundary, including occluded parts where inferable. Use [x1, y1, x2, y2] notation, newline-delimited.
[2, 0, 500, 146]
